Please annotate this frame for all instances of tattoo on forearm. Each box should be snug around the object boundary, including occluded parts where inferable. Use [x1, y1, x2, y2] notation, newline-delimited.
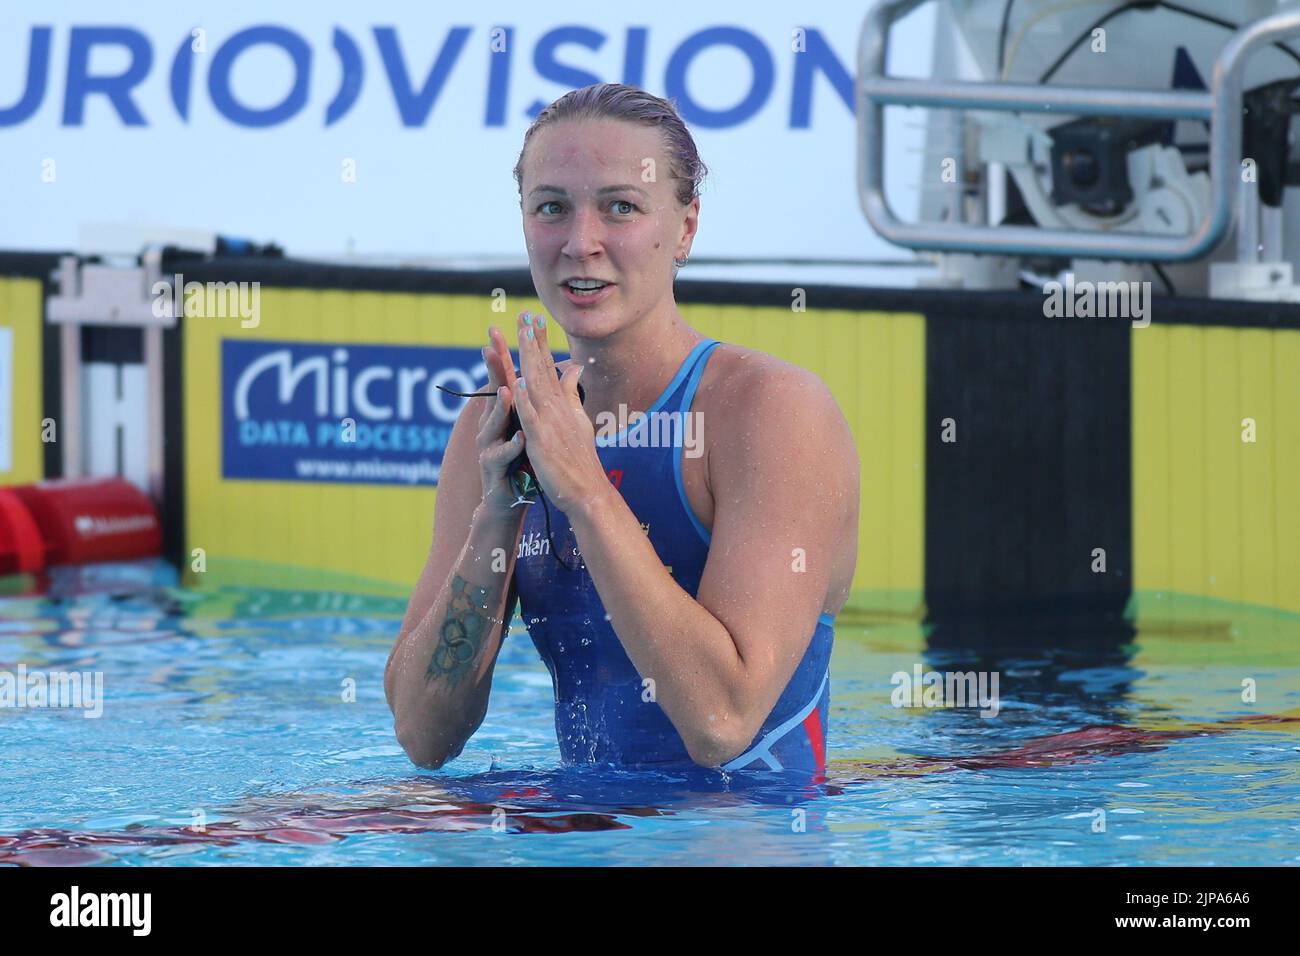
[425, 574, 494, 687]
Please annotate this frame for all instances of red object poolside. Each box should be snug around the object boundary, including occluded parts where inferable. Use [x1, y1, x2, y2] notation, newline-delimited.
[0, 486, 46, 574]
[0, 477, 161, 571]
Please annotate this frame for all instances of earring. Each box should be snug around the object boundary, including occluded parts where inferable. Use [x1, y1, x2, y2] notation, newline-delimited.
[673, 254, 689, 267]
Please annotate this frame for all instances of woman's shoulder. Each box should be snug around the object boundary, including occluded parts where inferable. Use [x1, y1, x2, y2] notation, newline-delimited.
[695, 340, 858, 521]
[699, 342, 836, 409]
[697, 341, 853, 464]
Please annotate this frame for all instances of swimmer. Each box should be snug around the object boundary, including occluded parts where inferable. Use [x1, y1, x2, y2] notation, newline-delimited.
[385, 82, 860, 773]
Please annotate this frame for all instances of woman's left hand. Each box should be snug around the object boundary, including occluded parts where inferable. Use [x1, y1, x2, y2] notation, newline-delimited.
[511, 310, 606, 514]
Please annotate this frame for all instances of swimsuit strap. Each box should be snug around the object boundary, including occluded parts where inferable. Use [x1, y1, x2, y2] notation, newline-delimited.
[670, 338, 722, 414]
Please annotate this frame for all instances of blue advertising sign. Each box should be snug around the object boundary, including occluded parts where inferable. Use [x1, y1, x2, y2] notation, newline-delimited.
[221, 338, 511, 486]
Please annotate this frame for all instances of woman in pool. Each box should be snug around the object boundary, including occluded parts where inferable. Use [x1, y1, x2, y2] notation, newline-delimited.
[385, 83, 860, 773]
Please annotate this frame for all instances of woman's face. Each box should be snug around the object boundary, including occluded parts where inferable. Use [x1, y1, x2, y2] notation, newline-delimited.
[520, 118, 697, 340]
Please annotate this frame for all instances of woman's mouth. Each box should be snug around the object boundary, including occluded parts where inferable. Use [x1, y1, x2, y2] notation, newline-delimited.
[560, 280, 616, 306]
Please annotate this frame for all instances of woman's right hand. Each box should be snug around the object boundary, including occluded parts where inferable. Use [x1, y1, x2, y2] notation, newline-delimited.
[475, 323, 527, 522]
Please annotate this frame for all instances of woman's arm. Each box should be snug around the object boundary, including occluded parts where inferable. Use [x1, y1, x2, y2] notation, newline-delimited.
[385, 327, 530, 768]
[565, 361, 858, 767]
[385, 501, 524, 768]
[508, 309, 858, 767]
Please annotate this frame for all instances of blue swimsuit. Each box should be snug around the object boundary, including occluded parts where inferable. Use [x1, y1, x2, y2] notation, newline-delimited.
[512, 338, 835, 772]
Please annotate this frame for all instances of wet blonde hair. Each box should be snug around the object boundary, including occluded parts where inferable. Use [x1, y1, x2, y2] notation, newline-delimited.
[513, 82, 708, 208]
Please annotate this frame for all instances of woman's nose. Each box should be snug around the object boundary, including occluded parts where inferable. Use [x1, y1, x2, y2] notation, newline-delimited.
[562, 206, 604, 259]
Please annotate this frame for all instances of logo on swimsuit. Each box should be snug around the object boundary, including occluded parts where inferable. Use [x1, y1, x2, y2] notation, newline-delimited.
[594, 406, 704, 458]
[517, 530, 550, 558]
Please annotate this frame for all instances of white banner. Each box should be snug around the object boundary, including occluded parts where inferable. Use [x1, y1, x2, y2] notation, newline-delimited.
[0, 1, 935, 267]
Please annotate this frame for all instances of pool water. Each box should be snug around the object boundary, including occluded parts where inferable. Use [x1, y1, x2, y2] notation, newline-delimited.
[1, 560, 1298, 866]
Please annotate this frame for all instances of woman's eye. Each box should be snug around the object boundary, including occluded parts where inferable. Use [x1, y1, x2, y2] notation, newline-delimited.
[535, 199, 636, 216]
